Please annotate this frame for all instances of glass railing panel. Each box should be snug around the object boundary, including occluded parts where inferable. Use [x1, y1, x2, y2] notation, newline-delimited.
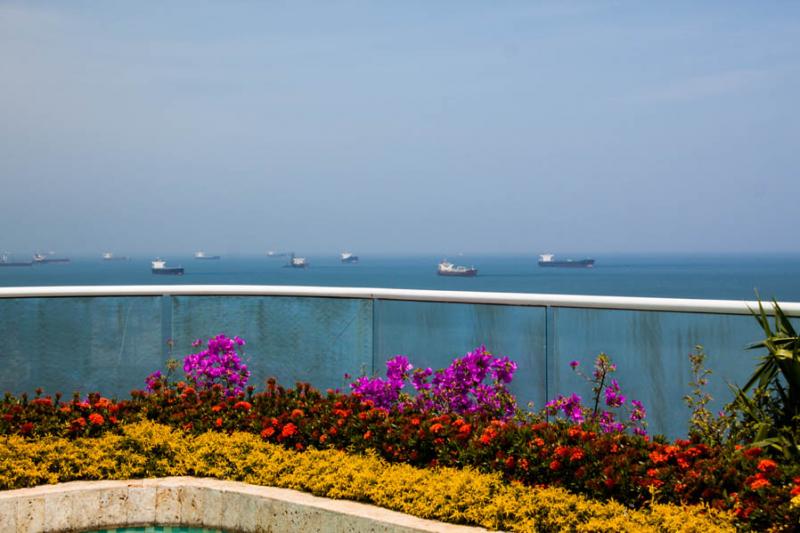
[170, 296, 373, 391]
[0, 296, 163, 396]
[548, 307, 788, 439]
[373, 299, 547, 408]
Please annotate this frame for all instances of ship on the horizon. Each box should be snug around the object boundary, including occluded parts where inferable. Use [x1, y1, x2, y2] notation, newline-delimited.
[0, 253, 32, 267]
[538, 254, 595, 268]
[194, 251, 221, 260]
[437, 259, 478, 277]
[33, 252, 70, 264]
[340, 251, 359, 263]
[285, 253, 308, 268]
[102, 252, 129, 261]
[151, 259, 184, 275]
[266, 251, 288, 258]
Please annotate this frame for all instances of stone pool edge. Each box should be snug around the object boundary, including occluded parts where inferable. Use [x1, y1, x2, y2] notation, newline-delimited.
[0, 476, 490, 533]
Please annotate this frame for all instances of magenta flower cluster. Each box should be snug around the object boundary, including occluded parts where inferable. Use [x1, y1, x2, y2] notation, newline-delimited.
[182, 334, 250, 396]
[546, 354, 648, 436]
[350, 345, 518, 420]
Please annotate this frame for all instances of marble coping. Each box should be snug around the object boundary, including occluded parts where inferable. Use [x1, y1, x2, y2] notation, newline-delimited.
[0, 477, 491, 533]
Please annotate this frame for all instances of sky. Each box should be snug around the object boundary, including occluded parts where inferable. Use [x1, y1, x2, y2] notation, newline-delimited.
[1, 1, 799, 255]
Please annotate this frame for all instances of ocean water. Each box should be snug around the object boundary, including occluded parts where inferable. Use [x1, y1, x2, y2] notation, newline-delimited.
[2, 253, 800, 300]
[0, 254, 800, 301]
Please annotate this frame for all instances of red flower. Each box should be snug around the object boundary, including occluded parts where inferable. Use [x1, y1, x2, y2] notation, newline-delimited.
[429, 423, 443, 434]
[261, 427, 275, 438]
[281, 423, 298, 438]
[757, 459, 777, 473]
[743, 447, 762, 458]
[234, 401, 252, 411]
[549, 460, 562, 471]
[410, 417, 421, 426]
[19, 422, 34, 435]
[88, 413, 104, 425]
[569, 449, 585, 462]
[290, 408, 304, 418]
[363, 430, 372, 440]
[649, 450, 668, 464]
[458, 424, 471, 437]
[749, 477, 770, 490]
[215, 417, 223, 427]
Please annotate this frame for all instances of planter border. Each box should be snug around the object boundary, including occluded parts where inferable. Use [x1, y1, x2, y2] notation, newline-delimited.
[0, 477, 487, 533]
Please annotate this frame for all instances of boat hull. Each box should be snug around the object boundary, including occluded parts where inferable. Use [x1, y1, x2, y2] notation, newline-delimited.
[538, 259, 594, 268]
[341, 257, 359, 263]
[0, 262, 33, 267]
[152, 267, 184, 275]
[437, 269, 478, 277]
[194, 256, 221, 260]
[34, 258, 70, 264]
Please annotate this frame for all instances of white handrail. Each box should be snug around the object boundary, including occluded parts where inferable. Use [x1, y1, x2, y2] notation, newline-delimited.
[1, 285, 799, 315]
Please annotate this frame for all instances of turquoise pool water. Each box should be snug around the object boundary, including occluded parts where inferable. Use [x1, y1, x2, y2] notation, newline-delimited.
[86, 527, 227, 533]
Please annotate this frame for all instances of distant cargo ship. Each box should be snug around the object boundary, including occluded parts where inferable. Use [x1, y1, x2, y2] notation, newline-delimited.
[0, 254, 32, 267]
[285, 253, 308, 268]
[340, 252, 359, 263]
[33, 253, 70, 264]
[151, 259, 184, 275]
[437, 259, 478, 277]
[194, 251, 221, 260]
[538, 254, 595, 268]
[266, 251, 288, 257]
[102, 252, 129, 261]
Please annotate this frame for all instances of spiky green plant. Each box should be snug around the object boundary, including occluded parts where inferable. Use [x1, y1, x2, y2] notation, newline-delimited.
[729, 299, 800, 458]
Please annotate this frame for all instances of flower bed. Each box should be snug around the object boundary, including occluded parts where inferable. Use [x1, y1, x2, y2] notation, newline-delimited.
[2, 335, 800, 530]
[0, 421, 737, 532]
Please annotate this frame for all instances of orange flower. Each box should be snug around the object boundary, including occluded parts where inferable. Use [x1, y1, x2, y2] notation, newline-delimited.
[73, 417, 87, 428]
[215, 417, 223, 427]
[261, 427, 275, 439]
[319, 434, 328, 444]
[749, 477, 770, 490]
[569, 449, 585, 462]
[233, 401, 252, 411]
[458, 424, 472, 436]
[211, 404, 223, 412]
[429, 423, 443, 434]
[295, 443, 304, 451]
[281, 423, 298, 438]
[363, 430, 372, 440]
[410, 417, 421, 426]
[757, 459, 777, 473]
[291, 409, 304, 418]
[649, 451, 668, 464]
[88, 413, 104, 425]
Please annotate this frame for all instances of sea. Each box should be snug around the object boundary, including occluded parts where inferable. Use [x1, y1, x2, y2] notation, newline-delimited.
[2, 253, 800, 301]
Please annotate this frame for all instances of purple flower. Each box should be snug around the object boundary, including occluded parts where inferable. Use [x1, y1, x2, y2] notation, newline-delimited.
[569, 360, 580, 369]
[604, 379, 626, 407]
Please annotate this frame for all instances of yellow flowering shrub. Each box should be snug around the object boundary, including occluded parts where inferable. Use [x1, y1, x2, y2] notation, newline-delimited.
[0, 422, 736, 532]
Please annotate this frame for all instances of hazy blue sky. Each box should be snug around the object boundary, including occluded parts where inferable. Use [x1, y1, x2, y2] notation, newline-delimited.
[1, 1, 798, 255]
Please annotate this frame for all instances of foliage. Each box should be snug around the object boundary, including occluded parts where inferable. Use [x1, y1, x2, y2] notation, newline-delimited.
[3, 338, 800, 529]
[0, 421, 739, 532]
[683, 346, 733, 446]
[728, 300, 800, 459]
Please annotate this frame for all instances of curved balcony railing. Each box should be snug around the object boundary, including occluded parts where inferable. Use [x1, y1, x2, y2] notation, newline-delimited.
[2, 285, 799, 438]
